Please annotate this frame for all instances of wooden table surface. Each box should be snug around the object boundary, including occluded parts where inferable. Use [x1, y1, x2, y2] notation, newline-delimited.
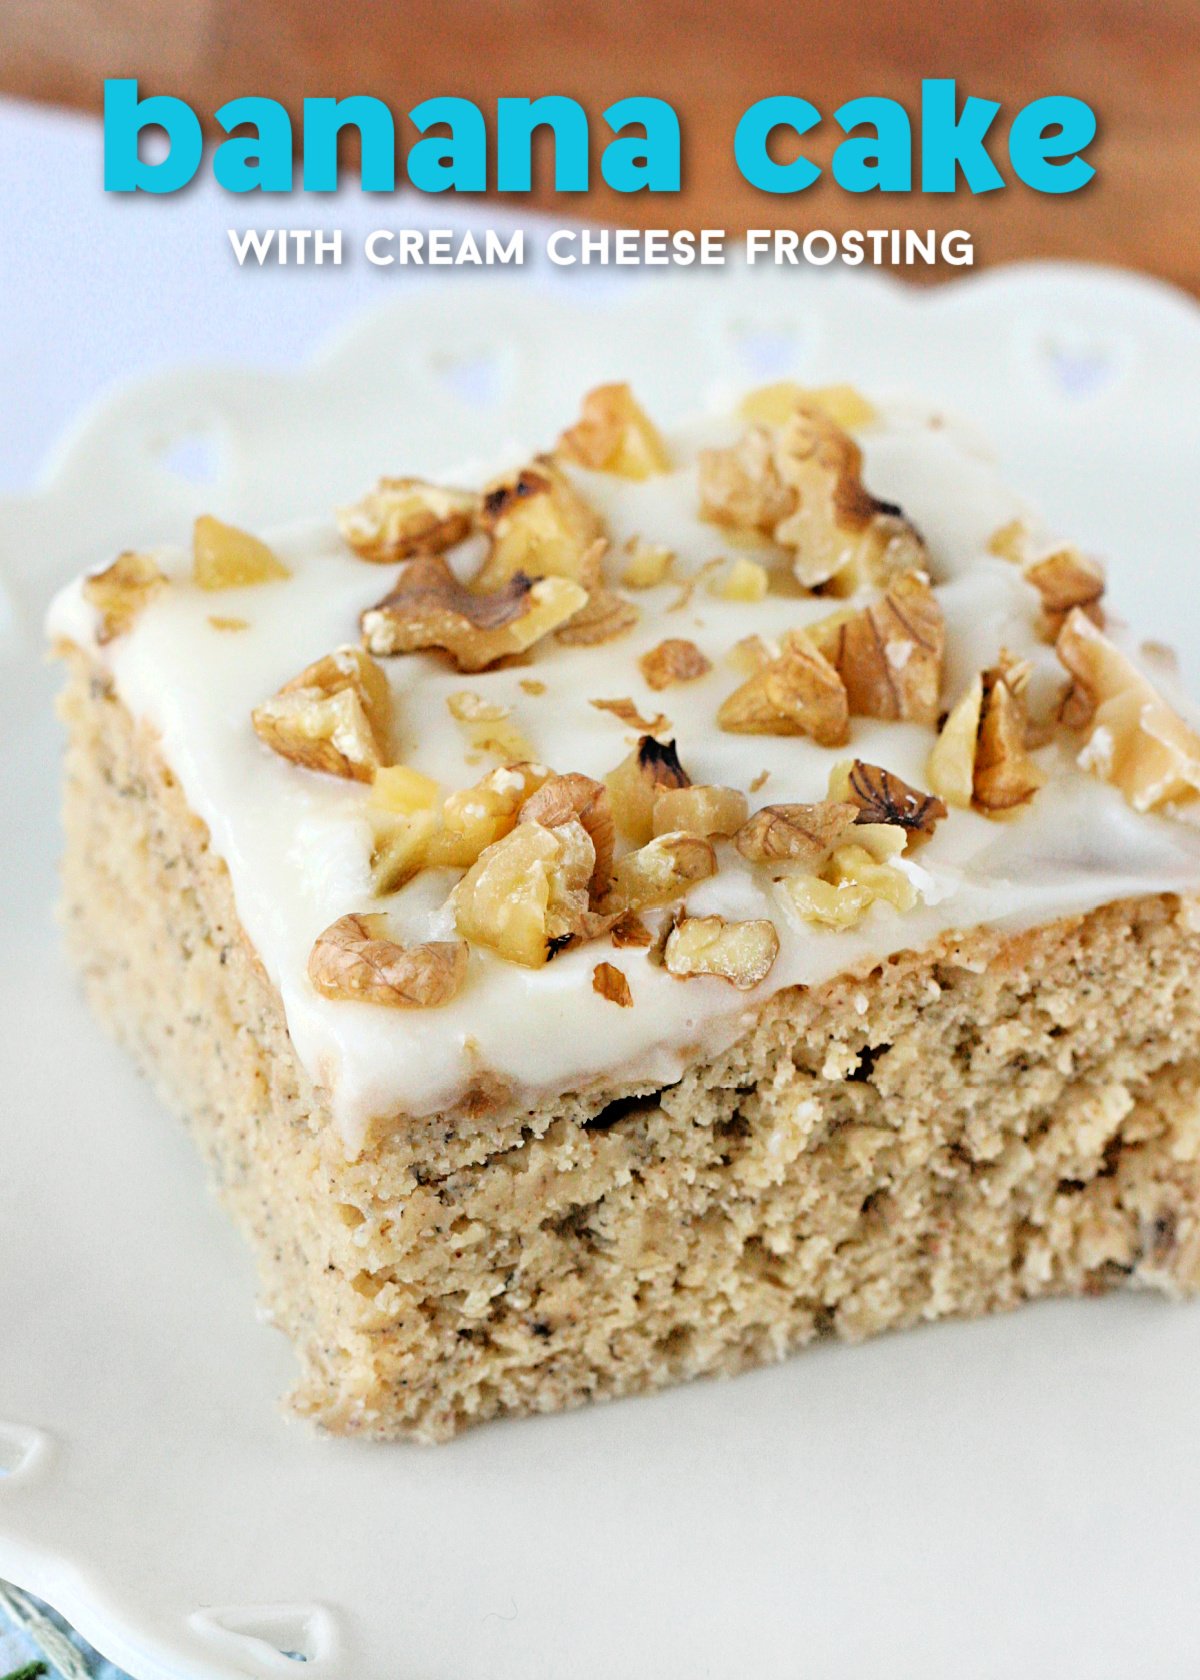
[5, 0, 1199, 293]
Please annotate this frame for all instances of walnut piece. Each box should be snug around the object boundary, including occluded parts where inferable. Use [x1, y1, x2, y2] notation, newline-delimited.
[446, 691, 535, 765]
[609, 911, 653, 948]
[520, 773, 615, 899]
[717, 629, 849, 746]
[734, 801, 859, 868]
[252, 645, 392, 781]
[451, 818, 595, 967]
[620, 538, 675, 589]
[808, 570, 944, 726]
[827, 759, 947, 845]
[554, 586, 639, 647]
[589, 697, 671, 735]
[973, 657, 1046, 816]
[1056, 609, 1200, 811]
[193, 515, 290, 589]
[473, 458, 606, 592]
[783, 839, 917, 930]
[988, 519, 1029, 564]
[709, 557, 769, 602]
[425, 762, 550, 869]
[592, 961, 634, 1007]
[1024, 545, 1105, 637]
[639, 637, 712, 691]
[361, 555, 586, 671]
[606, 735, 691, 844]
[604, 832, 717, 914]
[337, 478, 479, 563]
[701, 405, 923, 594]
[652, 784, 749, 839]
[927, 676, 984, 808]
[663, 915, 779, 989]
[369, 766, 441, 893]
[738, 381, 877, 432]
[82, 551, 168, 643]
[557, 383, 671, 479]
[308, 914, 467, 1008]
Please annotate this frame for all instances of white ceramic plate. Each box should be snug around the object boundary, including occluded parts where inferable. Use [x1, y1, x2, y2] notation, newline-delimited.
[4, 263, 1200, 1680]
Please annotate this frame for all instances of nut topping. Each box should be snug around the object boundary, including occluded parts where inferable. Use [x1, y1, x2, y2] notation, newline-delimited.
[425, 762, 550, 870]
[652, 784, 749, 839]
[473, 458, 606, 592]
[337, 478, 480, 563]
[193, 515, 290, 589]
[620, 538, 675, 589]
[252, 645, 392, 781]
[828, 759, 947, 844]
[663, 915, 780, 989]
[808, 570, 944, 726]
[592, 961, 634, 1007]
[82, 551, 168, 643]
[927, 657, 1044, 817]
[717, 630, 849, 746]
[308, 914, 467, 1008]
[360, 555, 586, 671]
[639, 637, 712, 691]
[738, 381, 877, 432]
[1056, 609, 1200, 811]
[734, 801, 859, 869]
[603, 831, 717, 914]
[1024, 545, 1105, 637]
[446, 690, 535, 765]
[451, 818, 595, 967]
[589, 697, 671, 735]
[557, 383, 672, 479]
[554, 586, 639, 647]
[520, 772, 615, 898]
[606, 735, 691, 845]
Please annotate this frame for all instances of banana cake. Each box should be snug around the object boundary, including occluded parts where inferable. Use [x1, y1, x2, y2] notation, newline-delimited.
[48, 381, 1200, 1440]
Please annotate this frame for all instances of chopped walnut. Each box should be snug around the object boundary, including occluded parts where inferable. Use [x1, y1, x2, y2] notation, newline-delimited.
[308, 914, 467, 1008]
[663, 915, 779, 989]
[426, 762, 550, 869]
[701, 406, 923, 594]
[369, 766, 441, 893]
[1024, 545, 1105, 636]
[808, 570, 944, 726]
[446, 690, 535, 765]
[709, 557, 769, 602]
[927, 677, 983, 809]
[208, 614, 249, 632]
[783, 840, 917, 930]
[652, 784, 749, 839]
[451, 818, 595, 967]
[193, 515, 290, 589]
[987, 519, 1029, 564]
[609, 911, 653, 948]
[604, 832, 717, 914]
[554, 587, 639, 646]
[827, 759, 947, 845]
[973, 657, 1046, 816]
[727, 634, 778, 677]
[621, 538, 675, 589]
[589, 697, 671, 735]
[337, 478, 479, 563]
[606, 735, 691, 844]
[82, 551, 168, 643]
[520, 678, 547, 696]
[360, 555, 586, 671]
[738, 381, 877, 432]
[520, 772, 615, 898]
[699, 425, 793, 536]
[717, 629, 849, 746]
[639, 637, 712, 691]
[734, 801, 859, 869]
[592, 961, 634, 1007]
[252, 645, 392, 781]
[1056, 609, 1200, 811]
[473, 458, 606, 592]
[557, 383, 672, 479]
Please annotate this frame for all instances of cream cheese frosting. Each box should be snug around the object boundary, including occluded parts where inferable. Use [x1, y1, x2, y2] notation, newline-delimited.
[48, 401, 1200, 1155]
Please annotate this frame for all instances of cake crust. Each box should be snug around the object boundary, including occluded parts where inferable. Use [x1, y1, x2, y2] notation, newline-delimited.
[60, 653, 1200, 1440]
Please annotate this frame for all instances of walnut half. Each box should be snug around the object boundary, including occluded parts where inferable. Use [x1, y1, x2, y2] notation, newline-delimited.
[308, 914, 467, 1008]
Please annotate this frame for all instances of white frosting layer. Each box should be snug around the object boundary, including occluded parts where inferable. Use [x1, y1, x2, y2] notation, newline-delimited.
[48, 407, 1200, 1154]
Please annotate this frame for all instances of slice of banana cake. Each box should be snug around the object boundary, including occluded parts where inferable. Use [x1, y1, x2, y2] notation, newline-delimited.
[49, 381, 1200, 1440]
